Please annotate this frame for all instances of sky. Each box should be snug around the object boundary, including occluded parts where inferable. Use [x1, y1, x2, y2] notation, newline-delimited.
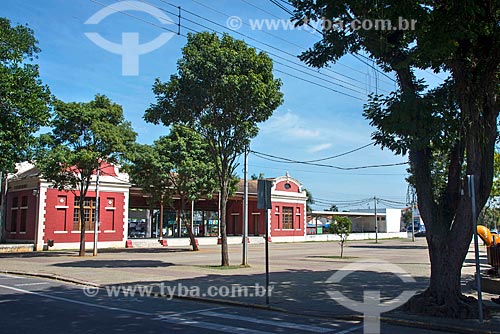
[2, 0, 446, 211]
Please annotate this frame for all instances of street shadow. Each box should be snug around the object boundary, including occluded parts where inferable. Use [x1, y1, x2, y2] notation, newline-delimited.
[0, 284, 171, 334]
[99, 248, 193, 254]
[0, 247, 194, 258]
[102, 267, 430, 318]
[0, 251, 79, 258]
[52, 260, 174, 268]
[348, 244, 428, 250]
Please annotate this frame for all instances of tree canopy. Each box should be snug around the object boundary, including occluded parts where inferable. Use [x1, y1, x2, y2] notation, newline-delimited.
[291, 0, 500, 318]
[0, 17, 51, 172]
[37, 94, 136, 256]
[328, 216, 352, 258]
[129, 125, 217, 250]
[145, 32, 283, 266]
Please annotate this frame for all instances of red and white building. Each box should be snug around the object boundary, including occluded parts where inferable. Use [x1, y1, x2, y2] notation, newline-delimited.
[4, 162, 130, 250]
[2, 163, 307, 250]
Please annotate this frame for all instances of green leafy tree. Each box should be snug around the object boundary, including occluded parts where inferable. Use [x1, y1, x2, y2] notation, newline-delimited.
[0, 18, 51, 239]
[145, 32, 283, 266]
[251, 173, 266, 180]
[291, 1, 500, 317]
[402, 208, 412, 227]
[325, 204, 339, 212]
[158, 125, 217, 251]
[37, 95, 136, 256]
[328, 216, 351, 258]
[127, 143, 173, 239]
[0, 18, 51, 172]
[304, 188, 315, 212]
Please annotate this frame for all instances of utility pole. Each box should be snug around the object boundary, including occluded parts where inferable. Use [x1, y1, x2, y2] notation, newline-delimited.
[93, 168, 100, 256]
[468, 175, 483, 322]
[159, 194, 164, 241]
[242, 145, 249, 266]
[411, 205, 415, 242]
[406, 185, 417, 242]
[374, 196, 378, 243]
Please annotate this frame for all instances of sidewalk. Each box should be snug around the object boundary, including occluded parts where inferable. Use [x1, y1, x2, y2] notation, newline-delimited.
[0, 238, 499, 333]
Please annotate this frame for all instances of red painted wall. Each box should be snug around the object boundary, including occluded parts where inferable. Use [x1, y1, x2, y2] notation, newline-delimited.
[5, 190, 37, 240]
[43, 189, 125, 243]
[225, 198, 266, 236]
[275, 180, 300, 192]
[270, 201, 305, 237]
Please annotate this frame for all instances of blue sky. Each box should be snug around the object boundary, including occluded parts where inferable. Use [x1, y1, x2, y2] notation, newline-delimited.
[4, 0, 444, 210]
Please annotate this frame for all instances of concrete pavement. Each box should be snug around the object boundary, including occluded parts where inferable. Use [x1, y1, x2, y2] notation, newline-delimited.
[0, 237, 499, 333]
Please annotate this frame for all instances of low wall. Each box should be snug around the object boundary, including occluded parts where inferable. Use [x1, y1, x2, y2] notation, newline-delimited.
[0, 243, 35, 253]
[305, 232, 408, 242]
[10, 232, 409, 251]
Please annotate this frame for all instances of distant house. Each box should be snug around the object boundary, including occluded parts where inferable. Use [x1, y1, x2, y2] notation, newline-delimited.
[307, 208, 404, 236]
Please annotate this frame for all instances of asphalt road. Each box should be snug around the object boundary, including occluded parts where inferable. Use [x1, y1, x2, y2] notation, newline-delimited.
[0, 274, 453, 334]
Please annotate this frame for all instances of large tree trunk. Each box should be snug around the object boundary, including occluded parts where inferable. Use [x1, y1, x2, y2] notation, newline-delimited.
[406, 201, 480, 318]
[405, 58, 498, 317]
[78, 197, 86, 257]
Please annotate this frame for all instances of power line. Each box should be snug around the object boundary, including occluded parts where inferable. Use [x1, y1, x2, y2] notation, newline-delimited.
[268, 0, 397, 86]
[237, 0, 371, 79]
[88, 0, 180, 35]
[88, 0, 366, 99]
[251, 150, 408, 170]
[301, 143, 374, 163]
[248, 164, 408, 176]
[158, 0, 376, 95]
[273, 69, 364, 100]
[143, 0, 372, 99]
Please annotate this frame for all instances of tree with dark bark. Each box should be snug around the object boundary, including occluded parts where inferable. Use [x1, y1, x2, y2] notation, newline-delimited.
[37, 95, 136, 256]
[290, 0, 500, 318]
[145, 32, 283, 266]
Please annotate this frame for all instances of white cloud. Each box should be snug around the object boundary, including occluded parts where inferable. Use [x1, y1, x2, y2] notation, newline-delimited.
[308, 143, 332, 153]
[260, 111, 321, 139]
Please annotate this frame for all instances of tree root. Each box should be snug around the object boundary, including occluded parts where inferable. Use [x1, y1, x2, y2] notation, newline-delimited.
[401, 290, 489, 319]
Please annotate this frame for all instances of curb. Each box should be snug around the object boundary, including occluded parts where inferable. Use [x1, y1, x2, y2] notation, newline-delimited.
[3, 270, 500, 334]
[0, 270, 99, 287]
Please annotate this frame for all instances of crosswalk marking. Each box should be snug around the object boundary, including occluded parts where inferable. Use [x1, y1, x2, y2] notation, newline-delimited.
[14, 282, 50, 287]
[0, 281, 361, 334]
[158, 316, 275, 334]
[200, 310, 334, 333]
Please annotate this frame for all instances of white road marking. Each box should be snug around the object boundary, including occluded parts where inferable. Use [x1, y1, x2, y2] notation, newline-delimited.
[14, 282, 50, 287]
[158, 316, 275, 334]
[200, 310, 334, 333]
[0, 284, 270, 333]
[336, 325, 363, 334]
[171, 306, 226, 316]
[0, 285, 150, 316]
[0, 274, 27, 279]
[0, 283, 363, 334]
